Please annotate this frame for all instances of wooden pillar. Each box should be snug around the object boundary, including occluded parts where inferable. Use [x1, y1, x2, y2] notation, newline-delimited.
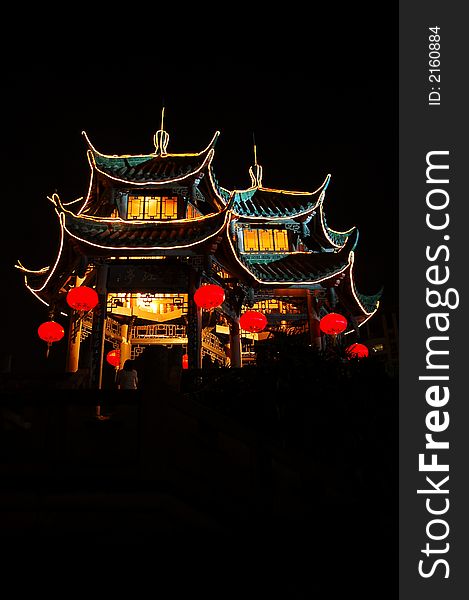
[306, 291, 322, 351]
[187, 268, 202, 369]
[66, 314, 82, 372]
[229, 318, 242, 368]
[89, 265, 108, 389]
[120, 323, 132, 366]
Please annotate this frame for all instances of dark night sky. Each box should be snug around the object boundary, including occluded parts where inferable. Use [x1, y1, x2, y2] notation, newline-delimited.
[1, 18, 398, 372]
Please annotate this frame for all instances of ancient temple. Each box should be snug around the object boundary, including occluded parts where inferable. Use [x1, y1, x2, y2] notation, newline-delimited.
[16, 120, 381, 387]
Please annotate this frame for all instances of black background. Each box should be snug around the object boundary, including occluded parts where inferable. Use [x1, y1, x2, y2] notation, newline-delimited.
[0, 12, 400, 597]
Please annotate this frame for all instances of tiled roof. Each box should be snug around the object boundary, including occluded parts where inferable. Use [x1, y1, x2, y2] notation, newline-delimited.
[238, 230, 358, 283]
[230, 174, 329, 219]
[90, 151, 212, 184]
[63, 210, 228, 249]
[85, 130, 219, 184]
[232, 188, 318, 219]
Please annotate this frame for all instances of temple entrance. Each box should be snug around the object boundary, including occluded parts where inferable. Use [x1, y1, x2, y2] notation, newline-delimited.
[136, 345, 184, 393]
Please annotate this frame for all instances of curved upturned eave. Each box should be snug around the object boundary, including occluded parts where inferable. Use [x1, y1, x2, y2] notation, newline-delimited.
[356, 288, 383, 314]
[217, 184, 231, 205]
[224, 218, 358, 286]
[318, 199, 356, 248]
[339, 254, 382, 333]
[15, 206, 79, 309]
[17, 267, 53, 308]
[346, 252, 382, 316]
[229, 174, 330, 220]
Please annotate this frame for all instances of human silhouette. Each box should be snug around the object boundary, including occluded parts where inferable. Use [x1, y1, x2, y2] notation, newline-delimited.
[117, 359, 139, 390]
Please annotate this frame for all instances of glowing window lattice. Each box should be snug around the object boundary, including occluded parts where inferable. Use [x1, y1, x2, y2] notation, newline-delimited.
[242, 228, 289, 252]
[107, 293, 188, 316]
[127, 195, 178, 220]
[249, 299, 303, 315]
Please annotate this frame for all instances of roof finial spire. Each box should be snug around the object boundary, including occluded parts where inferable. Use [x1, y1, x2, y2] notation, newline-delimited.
[154, 101, 169, 155]
[249, 131, 263, 188]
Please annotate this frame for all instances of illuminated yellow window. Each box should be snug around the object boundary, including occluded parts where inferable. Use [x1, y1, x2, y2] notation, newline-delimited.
[127, 195, 179, 220]
[128, 195, 144, 219]
[243, 229, 289, 252]
[250, 298, 301, 315]
[243, 229, 259, 251]
[162, 196, 178, 219]
[274, 229, 289, 251]
[242, 228, 290, 252]
[258, 229, 274, 251]
[146, 197, 159, 219]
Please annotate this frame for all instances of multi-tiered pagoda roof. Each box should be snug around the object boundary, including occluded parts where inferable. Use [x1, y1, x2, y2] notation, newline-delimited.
[16, 125, 381, 333]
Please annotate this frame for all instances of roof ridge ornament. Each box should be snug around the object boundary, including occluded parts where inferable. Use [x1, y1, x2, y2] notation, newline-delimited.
[153, 106, 170, 155]
[249, 134, 263, 187]
[249, 164, 263, 188]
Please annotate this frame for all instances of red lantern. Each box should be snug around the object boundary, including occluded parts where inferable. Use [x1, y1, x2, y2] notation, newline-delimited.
[240, 310, 267, 333]
[66, 286, 99, 311]
[38, 320, 64, 357]
[38, 321, 65, 344]
[346, 343, 369, 359]
[106, 349, 121, 367]
[182, 353, 189, 369]
[319, 312, 348, 335]
[194, 284, 225, 310]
